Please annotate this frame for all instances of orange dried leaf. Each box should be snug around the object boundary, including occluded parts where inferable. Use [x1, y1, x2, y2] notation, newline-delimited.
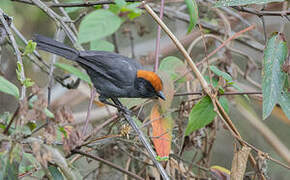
[150, 104, 172, 158]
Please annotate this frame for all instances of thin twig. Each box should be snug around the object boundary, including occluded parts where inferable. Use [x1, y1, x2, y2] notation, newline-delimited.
[53, 0, 79, 36]
[260, 15, 267, 43]
[0, 10, 26, 100]
[174, 91, 262, 96]
[81, 88, 96, 137]
[196, 25, 256, 67]
[233, 6, 290, 16]
[153, 0, 164, 72]
[3, 105, 19, 134]
[48, 29, 65, 106]
[72, 150, 144, 180]
[112, 33, 119, 53]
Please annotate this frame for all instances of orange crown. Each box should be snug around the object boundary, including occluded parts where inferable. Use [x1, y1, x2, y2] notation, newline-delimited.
[137, 70, 163, 92]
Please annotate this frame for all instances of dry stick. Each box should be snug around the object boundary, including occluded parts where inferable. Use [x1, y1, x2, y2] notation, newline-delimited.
[48, 29, 65, 107]
[153, 0, 165, 72]
[73, 150, 144, 180]
[196, 25, 256, 67]
[53, 0, 79, 36]
[81, 88, 96, 137]
[142, 3, 266, 179]
[83, 114, 118, 142]
[0, 9, 26, 100]
[232, 6, 290, 16]
[174, 91, 262, 96]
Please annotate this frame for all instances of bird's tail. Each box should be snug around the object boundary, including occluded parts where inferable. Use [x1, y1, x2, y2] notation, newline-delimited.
[33, 34, 79, 60]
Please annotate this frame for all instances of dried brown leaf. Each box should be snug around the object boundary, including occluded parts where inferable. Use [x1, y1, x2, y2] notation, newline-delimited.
[62, 126, 82, 154]
[54, 106, 74, 124]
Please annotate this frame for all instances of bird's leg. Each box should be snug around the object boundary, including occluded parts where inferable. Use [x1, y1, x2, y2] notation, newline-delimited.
[99, 96, 130, 114]
[111, 98, 131, 115]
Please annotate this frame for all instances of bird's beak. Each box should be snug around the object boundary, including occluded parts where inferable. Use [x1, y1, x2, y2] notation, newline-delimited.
[157, 91, 166, 100]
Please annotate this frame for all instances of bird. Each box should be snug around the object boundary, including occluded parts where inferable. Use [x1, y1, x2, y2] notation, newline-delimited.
[33, 34, 165, 110]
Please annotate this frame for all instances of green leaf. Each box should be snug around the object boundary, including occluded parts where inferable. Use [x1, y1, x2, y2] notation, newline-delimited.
[0, 112, 11, 130]
[125, 2, 142, 13]
[204, 76, 218, 88]
[219, 96, 229, 114]
[122, 2, 142, 19]
[159, 56, 186, 82]
[231, 83, 242, 92]
[262, 33, 288, 120]
[54, 62, 92, 85]
[156, 156, 169, 162]
[0, 143, 23, 180]
[26, 122, 37, 131]
[16, 62, 22, 82]
[115, 0, 127, 8]
[90, 40, 114, 52]
[78, 10, 121, 43]
[23, 40, 36, 56]
[28, 95, 37, 108]
[278, 91, 290, 119]
[111, 0, 142, 19]
[209, 65, 232, 81]
[64, 0, 84, 13]
[42, 145, 83, 179]
[185, 96, 229, 135]
[58, 126, 67, 138]
[19, 153, 38, 174]
[48, 166, 64, 180]
[0, 76, 19, 99]
[23, 78, 35, 88]
[185, 96, 215, 135]
[184, 0, 198, 33]
[44, 108, 55, 119]
[215, 0, 284, 7]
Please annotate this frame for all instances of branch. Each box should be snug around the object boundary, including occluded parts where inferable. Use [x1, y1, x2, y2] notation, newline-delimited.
[72, 150, 144, 180]
[0, 10, 26, 100]
[196, 25, 256, 67]
[174, 91, 262, 97]
[233, 6, 290, 16]
[11, 0, 141, 7]
[153, 0, 164, 72]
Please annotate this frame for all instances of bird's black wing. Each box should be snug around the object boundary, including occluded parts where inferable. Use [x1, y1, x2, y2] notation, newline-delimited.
[77, 51, 142, 87]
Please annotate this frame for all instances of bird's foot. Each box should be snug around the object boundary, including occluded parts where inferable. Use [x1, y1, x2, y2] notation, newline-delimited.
[99, 97, 131, 115]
